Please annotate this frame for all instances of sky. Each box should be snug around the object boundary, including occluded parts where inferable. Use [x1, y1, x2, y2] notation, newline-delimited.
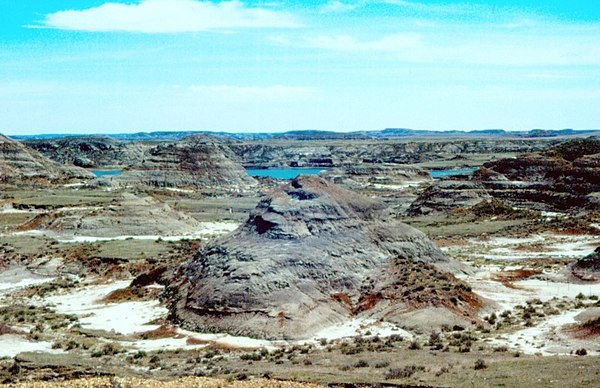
[1, 0, 599, 135]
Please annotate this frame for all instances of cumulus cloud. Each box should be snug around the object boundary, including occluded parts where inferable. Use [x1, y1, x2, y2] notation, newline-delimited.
[39, 0, 301, 33]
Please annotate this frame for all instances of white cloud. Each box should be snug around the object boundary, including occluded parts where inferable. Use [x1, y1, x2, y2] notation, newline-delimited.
[187, 84, 318, 100]
[305, 33, 422, 52]
[39, 0, 301, 33]
[300, 27, 600, 67]
[320, 1, 360, 13]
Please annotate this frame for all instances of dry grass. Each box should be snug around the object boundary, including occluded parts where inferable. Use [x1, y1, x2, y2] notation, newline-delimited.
[8, 377, 322, 388]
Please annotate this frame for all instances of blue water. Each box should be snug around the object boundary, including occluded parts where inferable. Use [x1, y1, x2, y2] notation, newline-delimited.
[246, 168, 326, 179]
[90, 169, 122, 177]
[430, 168, 477, 178]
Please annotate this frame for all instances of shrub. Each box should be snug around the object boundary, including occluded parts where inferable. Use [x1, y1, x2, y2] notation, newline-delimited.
[575, 348, 587, 356]
[408, 340, 421, 350]
[354, 359, 369, 368]
[385, 365, 425, 379]
[149, 355, 160, 363]
[474, 359, 487, 370]
[374, 361, 390, 368]
[240, 353, 262, 361]
[133, 350, 146, 359]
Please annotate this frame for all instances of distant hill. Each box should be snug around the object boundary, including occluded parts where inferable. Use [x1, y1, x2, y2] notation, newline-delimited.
[12, 128, 600, 142]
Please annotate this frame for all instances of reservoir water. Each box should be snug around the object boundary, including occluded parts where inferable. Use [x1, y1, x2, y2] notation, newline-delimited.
[246, 167, 477, 180]
[430, 168, 477, 178]
[245, 168, 326, 180]
[90, 169, 122, 177]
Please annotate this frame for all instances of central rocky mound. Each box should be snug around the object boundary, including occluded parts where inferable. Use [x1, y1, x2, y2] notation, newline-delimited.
[167, 176, 478, 339]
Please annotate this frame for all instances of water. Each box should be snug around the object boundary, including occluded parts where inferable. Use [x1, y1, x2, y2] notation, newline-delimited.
[429, 168, 477, 178]
[246, 168, 326, 180]
[246, 167, 475, 180]
[90, 169, 122, 177]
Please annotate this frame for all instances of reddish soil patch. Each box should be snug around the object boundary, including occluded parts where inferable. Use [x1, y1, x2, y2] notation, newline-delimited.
[331, 292, 352, 308]
[134, 325, 181, 339]
[433, 238, 469, 248]
[100, 285, 161, 303]
[566, 317, 600, 339]
[14, 214, 52, 231]
[0, 323, 19, 335]
[186, 336, 209, 345]
[353, 293, 382, 314]
[513, 244, 550, 253]
[491, 269, 543, 289]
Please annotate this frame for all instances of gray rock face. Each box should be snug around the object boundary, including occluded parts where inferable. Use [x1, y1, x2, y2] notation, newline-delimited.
[406, 180, 492, 216]
[407, 140, 600, 214]
[321, 163, 431, 189]
[24, 136, 144, 168]
[167, 176, 477, 339]
[231, 139, 556, 168]
[114, 136, 257, 191]
[570, 247, 600, 282]
[0, 135, 94, 185]
[27, 193, 203, 239]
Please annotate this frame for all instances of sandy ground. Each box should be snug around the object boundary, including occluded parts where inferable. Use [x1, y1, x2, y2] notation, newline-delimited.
[445, 233, 600, 262]
[41, 280, 166, 335]
[0, 266, 55, 294]
[51, 222, 239, 243]
[1, 226, 599, 362]
[0, 335, 62, 358]
[486, 308, 599, 355]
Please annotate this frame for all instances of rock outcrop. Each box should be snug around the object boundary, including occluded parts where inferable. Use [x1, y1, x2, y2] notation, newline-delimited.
[0, 135, 94, 185]
[167, 176, 479, 339]
[114, 136, 257, 192]
[24, 136, 144, 168]
[231, 138, 557, 168]
[321, 164, 431, 190]
[16, 193, 203, 239]
[476, 140, 600, 212]
[407, 139, 600, 214]
[570, 247, 600, 282]
[406, 181, 492, 216]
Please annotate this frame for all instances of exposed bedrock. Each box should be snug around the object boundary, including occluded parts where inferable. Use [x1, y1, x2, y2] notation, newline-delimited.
[0, 135, 94, 185]
[166, 176, 479, 339]
[113, 135, 257, 191]
[407, 139, 600, 214]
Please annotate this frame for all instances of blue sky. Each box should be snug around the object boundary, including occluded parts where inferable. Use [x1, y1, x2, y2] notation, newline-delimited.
[1, 0, 599, 135]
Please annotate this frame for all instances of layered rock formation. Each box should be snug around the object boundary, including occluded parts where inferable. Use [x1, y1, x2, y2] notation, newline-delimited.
[24, 136, 144, 168]
[321, 164, 431, 190]
[407, 139, 600, 214]
[231, 138, 556, 168]
[114, 136, 257, 192]
[167, 176, 479, 339]
[0, 135, 94, 185]
[16, 193, 202, 239]
[406, 181, 492, 216]
[476, 139, 600, 212]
